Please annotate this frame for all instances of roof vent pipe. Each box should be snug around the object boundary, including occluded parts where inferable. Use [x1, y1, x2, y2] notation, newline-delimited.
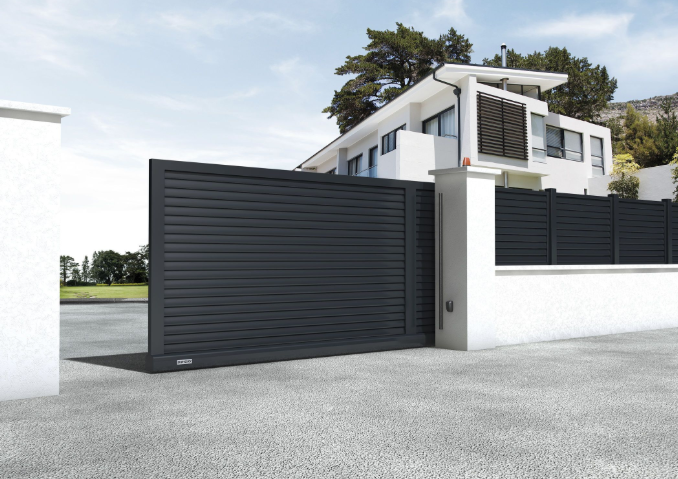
[500, 43, 508, 90]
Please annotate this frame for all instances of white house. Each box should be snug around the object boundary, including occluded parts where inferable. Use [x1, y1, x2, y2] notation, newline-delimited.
[296, 50, 612, 195]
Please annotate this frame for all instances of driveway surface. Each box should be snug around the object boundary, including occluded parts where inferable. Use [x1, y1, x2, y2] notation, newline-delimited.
[0, 304, 677, 478]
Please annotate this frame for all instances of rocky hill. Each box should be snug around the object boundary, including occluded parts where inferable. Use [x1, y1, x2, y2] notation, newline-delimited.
[600, 92, 678, 123]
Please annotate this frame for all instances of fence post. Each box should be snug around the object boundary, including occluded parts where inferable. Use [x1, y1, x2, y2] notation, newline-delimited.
[609, 194, 620, 264]
[664, 199, 673, 265]
[546, 188, 557, 265]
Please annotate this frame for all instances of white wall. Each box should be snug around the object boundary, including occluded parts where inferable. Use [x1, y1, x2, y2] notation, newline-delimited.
[0, 100, 69, 401]
[396, 131, 456, 183]
[495, 265, 678, 346]
[588, 164, 676, 201]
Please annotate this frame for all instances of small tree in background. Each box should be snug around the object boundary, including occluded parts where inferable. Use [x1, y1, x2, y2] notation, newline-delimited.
[81, 256, 91, 284]
[608, 154, 640, 199]
[59, 255, 78, 284]
[71, 267, 82, 284]
[91, 250, 124, 285]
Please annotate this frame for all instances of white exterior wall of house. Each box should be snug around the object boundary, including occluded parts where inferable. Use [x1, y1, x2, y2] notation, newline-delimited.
[298, 64, 613, 196]
[0, 100, 69, 402]
[588, 164, 676, 201]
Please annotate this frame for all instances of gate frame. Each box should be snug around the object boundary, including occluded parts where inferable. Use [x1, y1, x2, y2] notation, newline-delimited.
[147, 159, 434, 372]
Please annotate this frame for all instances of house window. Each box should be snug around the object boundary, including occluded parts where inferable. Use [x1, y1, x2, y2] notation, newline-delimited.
[546, 126, 583, 161]
[422, 107, 456, 138]
[327, 168, 336, 175]
[347, 154, 362, 176]
[591, 136, 604, 176]
[531, 114, 546, 162]
[367, 146, 378, 177]
[382, 125, 405, 155]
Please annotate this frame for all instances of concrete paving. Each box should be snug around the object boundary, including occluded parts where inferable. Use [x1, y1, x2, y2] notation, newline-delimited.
[0, 305, 677, 478]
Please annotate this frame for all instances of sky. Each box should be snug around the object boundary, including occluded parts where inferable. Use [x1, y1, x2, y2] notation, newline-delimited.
[1, 0, 677, 264]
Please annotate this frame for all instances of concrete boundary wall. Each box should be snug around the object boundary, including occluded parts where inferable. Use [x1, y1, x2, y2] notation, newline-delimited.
[495, 265, 678, 346]
[0, 100, 69, 402]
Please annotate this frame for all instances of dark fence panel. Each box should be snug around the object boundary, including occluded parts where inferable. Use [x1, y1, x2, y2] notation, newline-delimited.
[618, 199, 666, 264]
[149, 159, 434, 372]
[495, 189, 548, 265]
[496, 188, 675, 266]
[673, 203, 678, 264]
[415, 190, 435, 335]
[555, 193, 613, 265]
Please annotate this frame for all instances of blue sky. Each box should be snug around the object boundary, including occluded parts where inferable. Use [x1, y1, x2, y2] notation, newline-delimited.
[1, 0, 676, 263]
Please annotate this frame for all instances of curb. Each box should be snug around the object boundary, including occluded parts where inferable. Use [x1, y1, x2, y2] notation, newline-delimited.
[60, 298, 148, 305]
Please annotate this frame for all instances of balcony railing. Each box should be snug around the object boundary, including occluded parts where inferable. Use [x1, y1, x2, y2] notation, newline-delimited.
[354, 166, 378, 178]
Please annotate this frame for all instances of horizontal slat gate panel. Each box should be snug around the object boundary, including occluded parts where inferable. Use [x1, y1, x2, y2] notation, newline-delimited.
[495, 189, 548, 265]
[673, 204, 678, 264]
[555, 193, 612, 264]
[618, 200, 666, 264]
[149, 160, 433, 371]
[415, 189, 435, 335]
[477, 92, 528, 161]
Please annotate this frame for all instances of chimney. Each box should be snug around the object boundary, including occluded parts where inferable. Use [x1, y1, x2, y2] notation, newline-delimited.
[500, 43, 508, 91]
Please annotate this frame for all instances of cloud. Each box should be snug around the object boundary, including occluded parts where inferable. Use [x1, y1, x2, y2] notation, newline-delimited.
[134, 88, 260, 112]
[519, 13, 634, 39]
[153, 10, 316, 37]
[270, 57, 322, 95]
[0, 0, 128, 73]
[434, 0, 471, 24]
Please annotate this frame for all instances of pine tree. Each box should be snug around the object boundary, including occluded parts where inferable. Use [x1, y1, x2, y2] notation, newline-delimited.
[323, 23, 473, 133]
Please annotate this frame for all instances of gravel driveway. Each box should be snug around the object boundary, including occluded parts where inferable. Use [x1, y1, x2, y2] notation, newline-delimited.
[0, 304, 677, 478]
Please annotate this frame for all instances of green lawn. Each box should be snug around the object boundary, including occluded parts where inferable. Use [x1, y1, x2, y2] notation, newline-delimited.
[60, 285, 148, 299]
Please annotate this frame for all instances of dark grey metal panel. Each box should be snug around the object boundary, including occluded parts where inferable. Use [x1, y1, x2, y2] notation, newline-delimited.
[148, 159, 434, 372]
[495, 188, 673, 267]
[415, 190, 435, 336]
[477, 92, 528, 160]
[495, 189, 548, 265]
[618, 199, 666, 264]
[672, 203, 678, 264]
[555, 193, 613, 265]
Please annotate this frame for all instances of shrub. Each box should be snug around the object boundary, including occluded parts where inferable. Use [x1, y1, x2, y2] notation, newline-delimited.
[608, 154, 640, 199]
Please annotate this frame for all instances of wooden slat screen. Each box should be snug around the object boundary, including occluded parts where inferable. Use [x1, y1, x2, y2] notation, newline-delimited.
[477, 92, 528, 160]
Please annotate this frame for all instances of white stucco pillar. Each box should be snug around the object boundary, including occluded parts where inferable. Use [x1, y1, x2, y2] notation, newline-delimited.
[0, 100, 70, 401]
[430, 166, 501, 351]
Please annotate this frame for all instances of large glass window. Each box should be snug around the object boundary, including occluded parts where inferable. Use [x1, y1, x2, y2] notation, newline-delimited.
[423, 107, 456, 138]
[367, 146, 378, 177]
[382, 125, 405, 154]
[347, 154, 362, 176]
[546, 126, 583, 161]
[591, 136, 604, 176]
[531, 114, 546, 162]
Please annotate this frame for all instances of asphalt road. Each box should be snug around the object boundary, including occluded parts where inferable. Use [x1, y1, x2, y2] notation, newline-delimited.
[0, 304, 676, 478]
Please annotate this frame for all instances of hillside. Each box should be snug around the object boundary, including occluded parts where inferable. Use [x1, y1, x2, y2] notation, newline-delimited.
[600, 92, 678, 123]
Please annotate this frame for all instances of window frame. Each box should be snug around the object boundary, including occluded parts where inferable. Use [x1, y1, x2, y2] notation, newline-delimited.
[530, 113, 547, 163]
[590, 136, 605, 176]
[326, 168, 336, 175]
[546, 125, 583, 162]
[347, 154, 362, 176]
[381, 124, 406, 155]
[368, 146, 378, 169]
[422, 106, 456, 139]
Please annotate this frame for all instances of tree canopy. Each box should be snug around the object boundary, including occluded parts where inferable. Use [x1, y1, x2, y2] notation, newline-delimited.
[483, 47, 617, 123]
[91, 250, 124, 286]
[323, 23, 473, 133]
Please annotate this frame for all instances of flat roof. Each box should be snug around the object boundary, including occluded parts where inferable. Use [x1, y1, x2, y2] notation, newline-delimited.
[298, 63, 567, 169]
[0, 99, 71, 117]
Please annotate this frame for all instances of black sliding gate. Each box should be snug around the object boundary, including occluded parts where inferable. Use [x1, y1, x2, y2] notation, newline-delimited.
[148, 159, 435, 372]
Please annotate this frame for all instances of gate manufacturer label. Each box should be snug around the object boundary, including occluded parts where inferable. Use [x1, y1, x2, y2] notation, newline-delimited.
[177, 359, 192, 365]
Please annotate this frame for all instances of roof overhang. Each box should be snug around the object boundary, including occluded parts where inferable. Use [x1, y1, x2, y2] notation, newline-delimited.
[436, 63, 567, 91]
[0, 99, 71, 118]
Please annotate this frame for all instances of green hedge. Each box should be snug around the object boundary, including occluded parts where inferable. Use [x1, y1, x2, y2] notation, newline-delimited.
[95, 283, 149, 286]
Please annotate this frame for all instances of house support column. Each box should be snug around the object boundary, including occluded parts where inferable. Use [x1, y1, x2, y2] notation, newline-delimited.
[430, 166, 501, 351]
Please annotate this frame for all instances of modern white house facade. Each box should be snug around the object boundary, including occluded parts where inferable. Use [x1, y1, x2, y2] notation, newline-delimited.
[297, 62, 612, 195]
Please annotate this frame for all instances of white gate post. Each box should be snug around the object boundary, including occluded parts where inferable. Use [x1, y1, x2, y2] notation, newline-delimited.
[0, 100, 70, 401]
[430, 166, 501, 351]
